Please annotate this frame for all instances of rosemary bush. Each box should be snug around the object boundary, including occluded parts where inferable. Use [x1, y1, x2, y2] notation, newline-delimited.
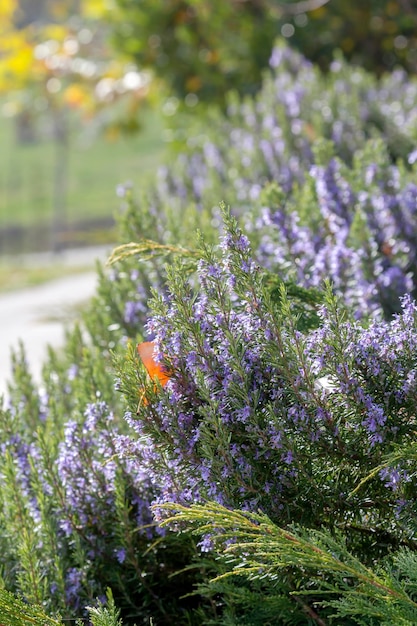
[117, 43, 417, 321]
[1, 41, 417, 625]
[118, 210, 417, 539]
[113, 211, 417, 623]
[0, 330, 210, 624]
[159, 502, 417, 626]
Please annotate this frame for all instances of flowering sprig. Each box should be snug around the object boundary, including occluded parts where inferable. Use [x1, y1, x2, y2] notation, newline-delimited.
[118, 212, 417, 560]
[0, 335, 204, 621]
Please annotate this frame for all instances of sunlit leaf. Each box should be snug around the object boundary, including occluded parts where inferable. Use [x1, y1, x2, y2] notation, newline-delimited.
[82, 0, 114, 19]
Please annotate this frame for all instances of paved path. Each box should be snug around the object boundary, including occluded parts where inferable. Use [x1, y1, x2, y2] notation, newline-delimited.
[0, 246, 111, 397]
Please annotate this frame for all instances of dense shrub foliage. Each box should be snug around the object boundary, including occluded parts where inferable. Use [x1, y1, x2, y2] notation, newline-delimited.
[112, 0, 280, 105]
[120, 215, 417, 535]
[2, 42, 417, 625]
[112, 1, 417, 107]
[120, 45, 417, 321]
[288, 0, 417, 76]
[0, 333, 210, 623]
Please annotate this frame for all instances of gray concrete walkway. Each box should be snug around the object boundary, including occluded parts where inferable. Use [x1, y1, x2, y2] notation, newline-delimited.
[0, 246, 111, 397]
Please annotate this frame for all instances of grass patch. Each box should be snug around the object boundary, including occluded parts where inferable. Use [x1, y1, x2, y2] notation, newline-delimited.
[0, 262, 93, 293]
[0, 106, 167, 229]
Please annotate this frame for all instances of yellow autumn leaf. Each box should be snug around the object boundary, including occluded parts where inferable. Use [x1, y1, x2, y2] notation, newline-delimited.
[40, 24, 68, 44]
[0, 33, 33, 92]
[0, 0, 17, 26]
[82, 0, 114, 19]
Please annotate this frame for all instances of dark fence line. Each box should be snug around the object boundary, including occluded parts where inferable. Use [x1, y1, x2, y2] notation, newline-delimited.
[0, 216, 116, 256]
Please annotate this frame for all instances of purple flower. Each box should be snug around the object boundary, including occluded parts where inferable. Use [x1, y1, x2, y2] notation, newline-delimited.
[379, 466, 409, 492]
[115, 548, 127, 563]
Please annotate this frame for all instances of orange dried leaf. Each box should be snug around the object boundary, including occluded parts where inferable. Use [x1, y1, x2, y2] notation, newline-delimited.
[136, 341, 171, 414]
[137, 341, 171, 387]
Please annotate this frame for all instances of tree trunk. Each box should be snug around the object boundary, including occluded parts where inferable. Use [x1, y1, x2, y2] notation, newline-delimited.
[51, 106, 69, 252]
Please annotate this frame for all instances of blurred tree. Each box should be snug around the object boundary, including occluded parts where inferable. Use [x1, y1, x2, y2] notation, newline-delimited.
[111, 0, 417, 111]
[0, 0, 150, 249]
[0, 0, 33, 93]
[0, 0, 150, 140]
[286, 0, 417, 75]
[111, 0, 282, 107]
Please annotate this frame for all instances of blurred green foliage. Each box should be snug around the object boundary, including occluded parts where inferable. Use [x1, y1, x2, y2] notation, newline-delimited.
[112, 0, 417, 108]
[112, 0, 281, 106]
[289, 0, 417, 76]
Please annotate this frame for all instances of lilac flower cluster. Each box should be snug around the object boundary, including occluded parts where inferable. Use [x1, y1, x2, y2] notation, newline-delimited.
[0, 433, 41, 521]
[253, 155, 417, 318]
[113, 42, 417, 324]
[153, 42, 417, 207]
[129, 219, 417, 532]
[56, 401, 156, 546]
[307, 294, 417, 448]
[0, 399, 159, 615]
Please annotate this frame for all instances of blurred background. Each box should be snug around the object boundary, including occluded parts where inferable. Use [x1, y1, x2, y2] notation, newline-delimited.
[1, 0, 416, 284]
